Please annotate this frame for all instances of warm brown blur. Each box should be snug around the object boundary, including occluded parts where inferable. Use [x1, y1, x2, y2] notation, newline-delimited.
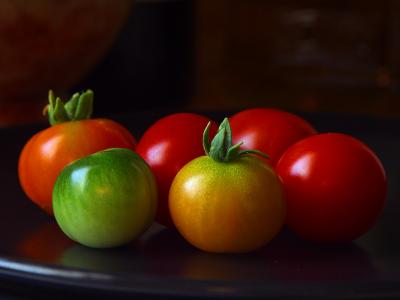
[0, 0, 133, 126]
[1, 0, 399, 126]
[191, 0, 400, 116]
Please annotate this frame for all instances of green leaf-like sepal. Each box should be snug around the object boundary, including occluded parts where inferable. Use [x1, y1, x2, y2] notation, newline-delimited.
[45, 89, 94, 126]
[203, 122, 212, 156]
[226, 142, 243, 161]
[238, 149, 270, 160]
[202, 117, 270, 162]
[64, 92, 80, 119]
[74, 90, 93, 121]
[209, 119, 228, 161]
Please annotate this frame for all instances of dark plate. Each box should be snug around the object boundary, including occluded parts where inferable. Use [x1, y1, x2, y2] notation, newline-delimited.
[0, 110, 399, 300]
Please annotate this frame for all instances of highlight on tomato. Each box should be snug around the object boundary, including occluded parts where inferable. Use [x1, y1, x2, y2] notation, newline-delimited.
[169, 118, 286, 253]
[136, 113, 218, 228]
[53, 148, 157, 248]
[276, 133, 387, 242]
[230, 108, 317, 166]
[18, 90, 137, 215]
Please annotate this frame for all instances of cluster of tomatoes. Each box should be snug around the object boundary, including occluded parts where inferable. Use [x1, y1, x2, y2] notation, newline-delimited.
[18, 90, 387, 253]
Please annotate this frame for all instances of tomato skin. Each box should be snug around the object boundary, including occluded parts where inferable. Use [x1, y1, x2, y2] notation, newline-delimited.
[136, 113, 218, 227]
[18, 119, 136, 215]
[276, 133, 387, 242]
[230, 108, 317, 166]
[169, 156, 285, 253]
[53, 148, 157, 248]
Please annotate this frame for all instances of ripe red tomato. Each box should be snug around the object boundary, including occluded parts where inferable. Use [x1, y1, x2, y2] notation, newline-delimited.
[276, 133, 387, 242]
[136, 113, 218, 227]
[230, 108, 317, 166]
[18, 90, 136, 215]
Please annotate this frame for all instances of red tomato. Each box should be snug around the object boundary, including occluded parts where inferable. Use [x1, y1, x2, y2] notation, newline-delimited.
[136, 113, 218, 227]
[18, 90, 136, 215]
[276, 133, 387, 242]
[230, 108, 317, 166]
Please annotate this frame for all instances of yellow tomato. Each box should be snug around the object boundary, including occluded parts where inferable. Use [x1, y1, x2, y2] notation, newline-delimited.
[169, 155, 285, 253]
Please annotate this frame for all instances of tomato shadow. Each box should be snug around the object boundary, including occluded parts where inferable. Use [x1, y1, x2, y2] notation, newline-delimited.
[16, 220, 144, 273]
[255, 227, 378, 282]
[138, 226, 276, 280]
[138, 226, 377, 282]
[15, 222, 377, 283]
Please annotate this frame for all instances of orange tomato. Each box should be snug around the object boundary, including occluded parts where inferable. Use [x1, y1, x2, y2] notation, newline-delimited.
[169, 156, 285, 253]
[169, 118, 285, 253]
[18, 90, 136, 215]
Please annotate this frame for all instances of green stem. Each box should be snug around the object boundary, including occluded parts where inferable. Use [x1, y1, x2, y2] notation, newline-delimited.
[202, 117, 269, 162]
[45, 89, 94, 126]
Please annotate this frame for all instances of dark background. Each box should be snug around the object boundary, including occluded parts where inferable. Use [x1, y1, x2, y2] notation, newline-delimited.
[2, 0, 400, 125]
[74, 0, 400, 117]
[74, 0, 195, 115]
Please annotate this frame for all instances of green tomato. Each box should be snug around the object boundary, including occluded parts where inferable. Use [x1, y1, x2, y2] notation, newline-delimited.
[53, 148, 157, 248]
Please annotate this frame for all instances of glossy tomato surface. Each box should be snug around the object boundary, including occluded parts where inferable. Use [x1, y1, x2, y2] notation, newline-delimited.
[169, 156, 285, 253]
[230, 108, 317, 166]
[276, 133, 387, 242]
[18, 119, 136, 215]
[136, 113, 218, 227]
[53, 148, 157, 248]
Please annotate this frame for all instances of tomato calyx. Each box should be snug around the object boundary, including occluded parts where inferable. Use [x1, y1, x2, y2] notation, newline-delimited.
[44, 89, 94, 126]
[203, 117, 269, 162]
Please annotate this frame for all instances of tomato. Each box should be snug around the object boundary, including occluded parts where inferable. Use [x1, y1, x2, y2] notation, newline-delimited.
[230, 108, 317, 166]
[169, 118, 285, 253]
[276, 133, 387, 242]
[53, 148, 157, 248]
[136, 113, 218, 227]
[18, 90, 136, 215]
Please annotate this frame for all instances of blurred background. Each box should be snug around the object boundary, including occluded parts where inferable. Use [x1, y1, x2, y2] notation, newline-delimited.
[1, 0, 400, 126]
